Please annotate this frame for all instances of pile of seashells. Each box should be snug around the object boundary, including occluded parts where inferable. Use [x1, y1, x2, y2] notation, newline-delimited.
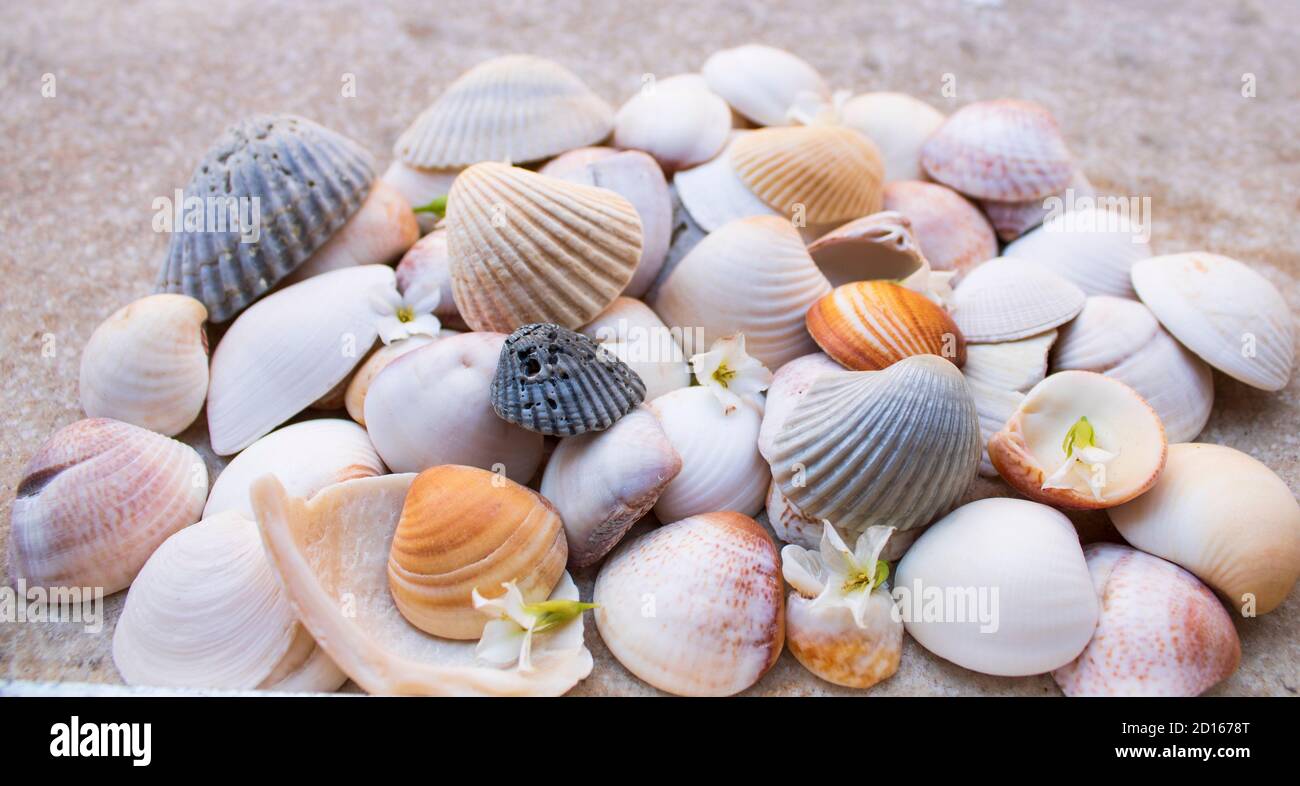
[12, 46, 1299, 697]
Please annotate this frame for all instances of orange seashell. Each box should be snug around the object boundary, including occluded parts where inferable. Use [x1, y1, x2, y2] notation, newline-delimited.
[806, 281, 965, 371]
[730, 125, 884, 225]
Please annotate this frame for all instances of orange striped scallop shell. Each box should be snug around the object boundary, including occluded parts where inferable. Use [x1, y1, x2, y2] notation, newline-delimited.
[806, 281, 965, 371]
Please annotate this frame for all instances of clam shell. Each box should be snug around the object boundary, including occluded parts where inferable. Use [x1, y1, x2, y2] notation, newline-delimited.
[79, 294, 209, 437]
[769, 355, 981, 537]
[343, 334, 440, 426]
[951, 256, 1086, 343]
[1004, 206, 1152, 298]
[1108, 443, 1300, 615]
[394, 54, 614, 168]
[157, 114, 375, 322]
[920, 99, 1073, 202]
[962, 329, 1055, 392]
[840, 92, 945, 182]
[757, 352, 841, 462]
[1131, 252, 1296, 391]
[882, 180, 997, 277]
[967, 378, 1025, 477]
[806, 281, 966, 371]
[593, 511, 784, 696]
[1052, 544, 1240, 697]
[730, 125, 884, 225]
[805, 210, 926, 287]
[673, 132, 781, 232]
[394, 229, 466, 329]
[580, 297, 690, 403]
[895, 497, 1099, 677]
[1051, 295, 1157, 371]
[112, 510, 345, 691]
[613, 74, 731, 172]
[981, 170, 1094, 243]
[446, 162, 642, 332]
[701, 44, 829, 126]
[9, 418, 207, 595]
[649, 215, 831, 370]
[281, 181, 420, 285]
[786, 589, 901, 690]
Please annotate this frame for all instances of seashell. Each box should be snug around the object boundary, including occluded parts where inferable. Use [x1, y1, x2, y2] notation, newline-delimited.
[989, 371, 1167, 509]
[594, 511, 784, 696]
[1052, 296, 1213, 442]
[1004, 206, 1152, 298]
[203, 419, 385, 518]
[882, 180, 997, 278]
[895, 497, 1099, 676]
[207, 265, 398, 455]
[281, 181, 420, 285]
[967, 379, 1025, 477]
[805, 211, 925, 287]
[962, 329, 1055, 392]
[674, 132, 781, 232]
[769, 355, 981, 537]
[540, 406, 682, 568]
[364, 332, 544, 481]
[757, 352, 841, 462]
[446, 162, 642, 332]
[379, 160, 462, 219]
[78, 294, 209, 437]
[491, 323, 646, 437]
[648, 386, 769, 523]
[343, 334, 440, 426]
[920, 99, 1074, 202]
[650, 215, 831, 370]
[112, 510, 345, 691]
[394, 54, 614, 168]
[1052, 544, 1240, 697]
[613, 74, 731, 172]
[1108, 443, 1300, 615]
[9, 418, 207, 595]
[765, 481, 823, 550]
[1131, 252, 1296, 391]
[539, 146, 619, 176]
[730, 125, 884, 225]
[951, 257, 1086, 343]
[981, 170, 1094, 243]
[580, 297, 690, 401]
[839, 92, 945, 182]
[806, 280, 966, 371]
[157, 114, 375, 322]
[388, 465, 567, 640]
[701, 44, 829, 126]
[394, 229, 466, 330]
[311, 372, 351, 412]
[251, 473, 593, 695]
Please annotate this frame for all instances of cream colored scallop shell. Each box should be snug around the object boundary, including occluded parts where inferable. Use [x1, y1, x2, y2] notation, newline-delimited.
[1004, 206, 1152, 298]
[967, 378, 1026, 478]
[673, 132, 782, 232]
[951, 257, 1085, 343]
[730, 125, 884, 225]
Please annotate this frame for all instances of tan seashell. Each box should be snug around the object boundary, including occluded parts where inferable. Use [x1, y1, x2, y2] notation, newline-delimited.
[343, 334, 439, 426]
[882, 180, 997, 277]
[446, 162, 642, 332]
[806, 281, 966, 371]
[613, 74, 731, 172]
[805, 210, 926, 287]
[839, 92, 945, 182]
[757, 352, 841, 462]
[79, 294, 209, 437]
[1004, 206, 1152, 298]
[962, 329, 1055, 393]
[701, 44, 829, 126]
[580, 297, 691, 402]
[730, 125, 884, 225]
[282, 181, 420, 284]
[673, 132, 781, 233]
[951, 257, 1085, 343]
[394, 229, 466, 330]
[981, 171, 1094, 242]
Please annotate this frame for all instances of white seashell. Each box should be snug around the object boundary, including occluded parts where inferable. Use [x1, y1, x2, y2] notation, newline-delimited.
[951, 257, 1086, 343]
[613, 74, 731, 172]
[113, 510, 345, 691]
[673, 132, 781, 232]
[281, 181, 420, 285]
[648, 386, 768, 523]
[701, 44, 829, 126]
[981, 171, 1094, 243]
[79, 294, 209, 437]
[764, 482, 921, 561]
[1004, 206, 1152, 298]
[379, 160, 462, 216]
[538, 146, 618, 176]
[839, 92, 945, 182]
[896, 497, 1099, 676]
[1131, 252, 1296, 391]
[1051, 295, 1157, 371]
[394, 229, 466, 330]
[967, 379, 1025, 477]
[580, 297, 690, 401]
[343, 334, 442, 426]
[882, 180, 997, 278]
[961, 330, 1056, 393]
[757, 352, 841, 462]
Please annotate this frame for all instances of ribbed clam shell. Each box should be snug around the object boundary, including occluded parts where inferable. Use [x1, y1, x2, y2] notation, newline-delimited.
[769, 355, 980, 536]
[1052, 544, 1240, 697]
[157, 114, 375, 322]
[1051, 295, 1158, 371]
[9, 418, 207, 595]
[757, 352, 841, 462]
[112, 510, 345, 691]
[580, 297, 691, 402]
[446, 162, 642, 332]
[613, 74, 731, 172]
[674, 132, 781, 232]
[730, 125, 884, 225]
[967, 378, 1025, 477]
[962, 329, 1055, 392]
[649, 215, 831, 370]
[1004, 207, 1152, 298]
[701, 44, 829, 126]
[394, 55, 614, 168]
[882, 180, 997, 277]
[806, 211, 926, 287]
[492, 323, 645, 436]
[920, 99, 1073, 202]
[593, 511, 784, 696]
[1131, 252, 1296, 391]
[981, 170, 1094, 242]
[280, 181, 420, 285]
[78, 294, 209, 437]
[807, 281, 966, 371]
[344, 334, 440, 426]
[840, 92, 946, 182]
[951, 257, 1086, 343]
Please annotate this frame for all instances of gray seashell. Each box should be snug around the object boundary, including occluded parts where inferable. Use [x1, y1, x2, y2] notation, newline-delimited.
[157, 114, 375, 322]
[491, 323, 646, 436]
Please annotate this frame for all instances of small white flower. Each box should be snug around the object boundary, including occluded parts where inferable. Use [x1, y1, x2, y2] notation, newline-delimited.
[373, 281, 441, 345]
[689, 333, 773, 414]
[1041, 416, 1118, 501]
[780, 522, 894, 629]
[471, 574, 592, 672]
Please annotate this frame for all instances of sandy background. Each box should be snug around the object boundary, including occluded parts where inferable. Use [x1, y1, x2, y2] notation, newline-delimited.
[1, 0, 1297, 695]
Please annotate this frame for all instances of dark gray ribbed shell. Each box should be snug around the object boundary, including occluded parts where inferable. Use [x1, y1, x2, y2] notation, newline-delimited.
[156, 114, 375, 322]
[492, 324, 645, 436]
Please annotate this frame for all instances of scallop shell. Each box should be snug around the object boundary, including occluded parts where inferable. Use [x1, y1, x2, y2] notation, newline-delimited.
[394, 54, 614, 168]
[805, 210, 926, 287]
[446, 162, 642, 332]
[394, 229, 466, 330]
[112, 510, 345, 691]
[157, 114, 375, 322]
[613, 74, 731, 172]
[967, 379, 1025, 477]
[895, 497, 1099, 677]
[78, 294, 209, 437]
[882, 180, 997, 278]
[962, 329, 1055, 392]
[920, 99, 1073, 202]
[673, 132, 781, 232]
[951, 257, 1086, 343]
[768, 355, 981, 537]
[281, 181, 420, 285]
[649, 215, 831, 370]
[1052, 544, 1240, 697]
[1004, 206, 1152, 298]
[9, 418, 207, 595]
[981, 170, 1094, 242]
[701, 44, 829, 126]
[757, 352, 841, 462]
[1131, 252, 1296, 391]
[580, 297, 690, 403]
[1108, 443, 1300, 615]
[593, 511, 784, 696]
[730, 125, 884, 225]
[207, 265, 397, 455]
[364, 332, 544, 481]
[839, 92, 946, 182]
[806, 281, 966, 371]
[343, 334, 439, 426]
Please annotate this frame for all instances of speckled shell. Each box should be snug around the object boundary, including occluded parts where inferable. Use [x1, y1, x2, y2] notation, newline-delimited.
[807, 281, 966, 371]
[840, 92, 946, 182]
[882, 180, 997, 277]
[1004, 207, 1152, 298]
[594, 511, 784, 696]
[1052, 544, 1240, 697]
[674, 132, 781, 232]
[394, 55, 614, 168]
[9, 418, 207, 595]
[805, 211, 927, 287]
[757, 352, 841, 462]
[580, 297, 691, 402]
[446, 162, 642, 332]
[981, 170, 1093, 242]
[786, 589, 902, 690]
[701, 44, 829, 126]
[157, 114, 375, 322]
[730, 125, 884, 224]
[962, 330, 1055, 393]
[614, 74, 731, 172]
[951, 257, 1086, 343]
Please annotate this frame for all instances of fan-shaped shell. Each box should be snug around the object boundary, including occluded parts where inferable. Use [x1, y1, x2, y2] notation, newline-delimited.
[673, 132, 781, 233]
[757, 352, 841, 462]
[581, 297, 691, 402]
[730, 125, 884, 225]
[613, 74, 730, 172]
[806, 281, 965, 371]
[962, 329, 1055, 392]
[951, 257, 1086, 342]
[840, 92, 946, 182]
[343, 334, 441, 426]
[1004, 206, 1152, 298]
[701, 44, 829, 126]
[882, 180, 997, 277]
[281, 181, 420, 285]
[981, 169, 1094, 242]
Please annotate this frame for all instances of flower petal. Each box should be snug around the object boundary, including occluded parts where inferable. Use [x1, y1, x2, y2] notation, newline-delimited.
[475, 619, 526, 666]
[781, 544, 825, 598]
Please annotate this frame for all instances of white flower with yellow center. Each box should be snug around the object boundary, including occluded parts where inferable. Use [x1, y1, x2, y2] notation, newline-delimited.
[781, 522, 893, 627]
[1041, 416, 1118, 502]
[471, 573, 594, 672]
[689, 333, 773, 414]
[373, 280, 441, 345]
